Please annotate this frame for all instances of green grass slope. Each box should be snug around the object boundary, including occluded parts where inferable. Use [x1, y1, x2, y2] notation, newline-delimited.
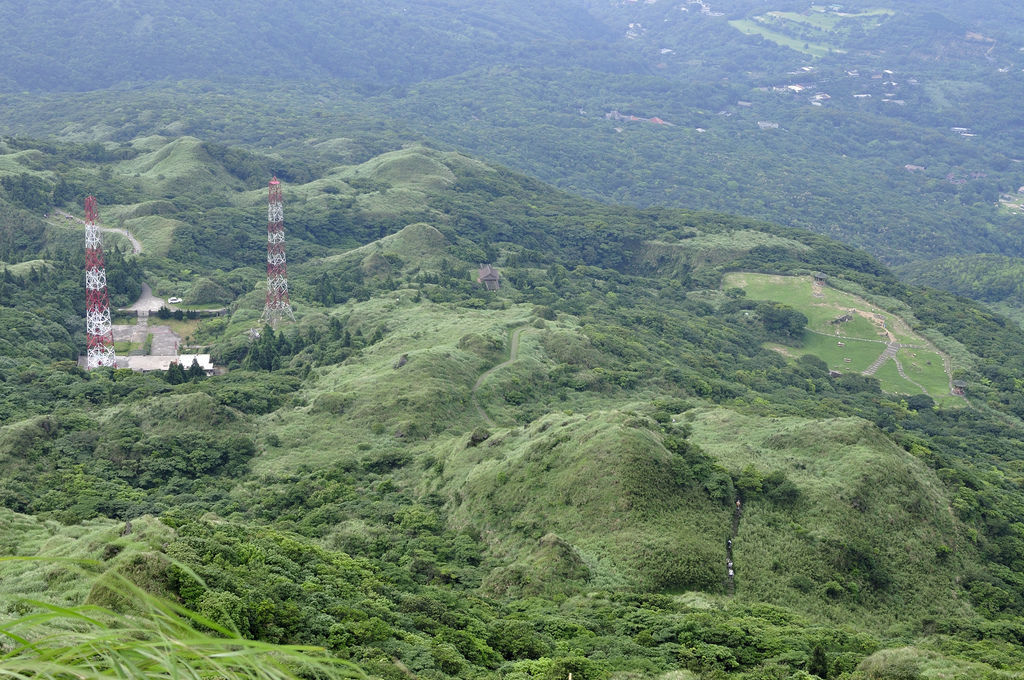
[0, 508, 173, 610]
[116, 136, 246, 197]
[686, 408, 972, 632]
[724, 272, 955, 401]
[6, 136, 1024, 677]
[438, 408, 732, 597]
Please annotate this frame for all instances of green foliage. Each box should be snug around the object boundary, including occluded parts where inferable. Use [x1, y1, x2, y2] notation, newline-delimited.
[4, 130, 1024, 680]
[0, 564, 363, 680]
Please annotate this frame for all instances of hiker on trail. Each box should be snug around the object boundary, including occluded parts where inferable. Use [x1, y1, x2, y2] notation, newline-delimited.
[728, 568, 734, 577]
[736, 499, 741, 509]
[727, 538, 732, 549]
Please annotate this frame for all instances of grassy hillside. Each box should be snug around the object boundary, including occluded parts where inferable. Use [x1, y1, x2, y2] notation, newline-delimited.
[4, 137, 1024, 677]
[723, 272, 955, 401]
[687, 408, 970, 631]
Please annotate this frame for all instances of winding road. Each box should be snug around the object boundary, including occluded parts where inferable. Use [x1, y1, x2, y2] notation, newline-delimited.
[51, 210, 143, 254]
[472, 327, 528, 427]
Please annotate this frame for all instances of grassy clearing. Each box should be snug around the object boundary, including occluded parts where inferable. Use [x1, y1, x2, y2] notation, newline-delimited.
[728, 19, 835, 57]
[898, 348, 953, 399]
[437, 408, 732, 595]
[0, 150, 52, 178]
[727, 272, 954, 397]
[343, 145, 457, 190]
[641, 231, 810, 276]
[42, 215, 138, 254]
[726, 272, 918, 343]
[873, 359, 923, 395]
[121, 215, 181, 256]
[770, 10, 845, 31]
[2, 259, 52, 278]
[316, 222, 450, 269]
[115, 136, 244, 197]
[772, 7, 894, 32]
[251, 298, 534, 474]
[857, 646, 1022, 680]
[732, 7, 891, 56]
[794, 332, 886, 374]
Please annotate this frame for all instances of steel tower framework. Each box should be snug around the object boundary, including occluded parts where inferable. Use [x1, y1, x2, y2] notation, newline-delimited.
[84, 196, 116, 368]
[262, 177, 294, 326]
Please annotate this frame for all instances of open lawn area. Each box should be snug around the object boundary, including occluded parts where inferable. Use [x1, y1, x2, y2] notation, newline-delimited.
[728, 272, 956, 402]
[897, 348, 954, 399]
[731, 7, 892, 56]
[728, 19, 836, 58]
[724, 272, 917, 343]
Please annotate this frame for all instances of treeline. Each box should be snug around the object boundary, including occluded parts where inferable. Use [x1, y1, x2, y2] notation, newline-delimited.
[896, 253, 1024, 306]
[0, 248, 143, 363]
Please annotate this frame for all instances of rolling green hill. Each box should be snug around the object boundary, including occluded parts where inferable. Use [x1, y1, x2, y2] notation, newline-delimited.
[4, 136, 1024, 677]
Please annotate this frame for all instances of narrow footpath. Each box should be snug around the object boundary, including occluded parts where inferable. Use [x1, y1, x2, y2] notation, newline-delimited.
[726, 498, 741, 595]
[472, 327, 528, 427]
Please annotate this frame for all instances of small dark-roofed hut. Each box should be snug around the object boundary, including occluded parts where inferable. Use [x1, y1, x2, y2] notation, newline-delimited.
[477, 264, 500, 291]
[952, 379, 967, 396]
[812, 272, 828, 285]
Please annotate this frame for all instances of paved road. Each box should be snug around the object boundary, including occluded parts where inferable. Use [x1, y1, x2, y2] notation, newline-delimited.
[148, 325, 180, 355]
[123, 283, 165, 313]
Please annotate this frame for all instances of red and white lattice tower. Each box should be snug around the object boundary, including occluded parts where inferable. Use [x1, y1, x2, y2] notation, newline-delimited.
[262, 177, 294, 325]
[84, 196, 117, 369]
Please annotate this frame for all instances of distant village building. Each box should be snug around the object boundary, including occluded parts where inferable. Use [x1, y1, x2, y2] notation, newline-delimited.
[477, 264, 500, 291]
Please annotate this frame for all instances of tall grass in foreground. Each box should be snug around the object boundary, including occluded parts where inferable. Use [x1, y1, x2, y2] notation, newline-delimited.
[0, 563, 363, 680]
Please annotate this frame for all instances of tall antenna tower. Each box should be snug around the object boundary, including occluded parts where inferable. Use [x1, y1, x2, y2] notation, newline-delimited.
[262, 177, 294, 326]
[84, 195, 117, 369]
